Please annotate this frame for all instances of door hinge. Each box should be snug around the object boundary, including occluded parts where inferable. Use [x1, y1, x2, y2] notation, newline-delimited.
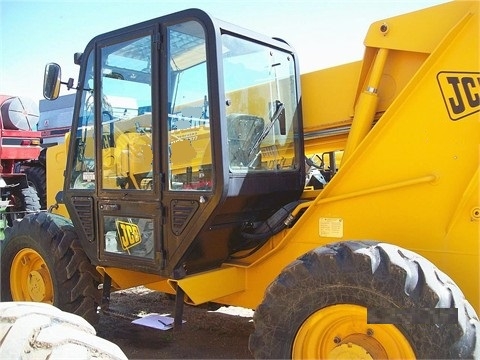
[154, 32, 161, 51]
[161, 204, 167, 225]
[159, 172, 166, 190]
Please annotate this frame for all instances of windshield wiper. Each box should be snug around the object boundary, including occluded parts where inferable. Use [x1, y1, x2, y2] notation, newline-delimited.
[249, 100, 285, 156]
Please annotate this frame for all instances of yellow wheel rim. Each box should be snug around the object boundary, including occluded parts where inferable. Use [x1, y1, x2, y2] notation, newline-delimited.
[10, 248, 54, 303]
[292, 304, 416, 359]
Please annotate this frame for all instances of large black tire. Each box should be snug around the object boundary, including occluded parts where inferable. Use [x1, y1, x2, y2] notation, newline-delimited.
[0, 302, 127, 359]
[5, 185, 41, 226]
[249, 241, 479, 359]
[1, 212, 101, 324]
[24, 166, 47, 209]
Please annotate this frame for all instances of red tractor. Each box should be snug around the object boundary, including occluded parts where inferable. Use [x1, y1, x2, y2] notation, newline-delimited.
[0, 95, 41, 225]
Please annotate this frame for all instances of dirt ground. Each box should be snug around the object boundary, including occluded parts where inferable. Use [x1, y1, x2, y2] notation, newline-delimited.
[95, 286, 255, 359]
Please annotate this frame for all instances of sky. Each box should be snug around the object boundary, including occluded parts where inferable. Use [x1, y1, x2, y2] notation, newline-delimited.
[1, 0, 448, 103]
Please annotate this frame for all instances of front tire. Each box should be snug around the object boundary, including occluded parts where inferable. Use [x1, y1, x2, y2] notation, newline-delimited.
[1, 212, 101, 324]
[249, 241, 479, 359]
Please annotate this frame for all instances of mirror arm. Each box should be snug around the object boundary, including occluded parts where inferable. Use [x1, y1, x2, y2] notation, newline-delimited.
[61, 78, 75, 90]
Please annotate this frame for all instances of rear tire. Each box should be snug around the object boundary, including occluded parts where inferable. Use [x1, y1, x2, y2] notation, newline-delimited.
[1, 212, 101, 324]
[24, 166, 47, 209]
[0, 302, 127, 359]
[6, 185, 40, 226]
[249, 241, 479, 359]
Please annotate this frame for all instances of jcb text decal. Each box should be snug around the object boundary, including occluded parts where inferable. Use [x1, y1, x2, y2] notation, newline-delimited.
[116, 220, 141, 250]
[437, 71, 480, 120]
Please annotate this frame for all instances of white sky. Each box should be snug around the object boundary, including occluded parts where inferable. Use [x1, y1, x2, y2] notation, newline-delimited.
[0, 0, 447, 103]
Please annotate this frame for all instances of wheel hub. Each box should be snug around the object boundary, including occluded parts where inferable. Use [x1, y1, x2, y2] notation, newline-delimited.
[292, 304, 415, 359]
[10, 248, 54, 303]
[329, 342, 373, 359]
[27, 268, 52, 302]
[329, 333, 386, 359]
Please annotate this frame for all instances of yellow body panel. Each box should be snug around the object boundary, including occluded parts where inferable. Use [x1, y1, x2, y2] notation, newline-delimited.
[46, 138, 69, 217]
[302, 61, 359, 156]
[288, 1, 478, 312]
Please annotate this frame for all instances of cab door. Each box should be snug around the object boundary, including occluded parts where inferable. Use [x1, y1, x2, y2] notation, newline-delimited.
[96, 28, 162, 271]
[66, 26, 164, 272]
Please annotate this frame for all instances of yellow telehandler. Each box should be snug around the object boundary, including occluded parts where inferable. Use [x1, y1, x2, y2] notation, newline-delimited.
[1, 1, 478, 358]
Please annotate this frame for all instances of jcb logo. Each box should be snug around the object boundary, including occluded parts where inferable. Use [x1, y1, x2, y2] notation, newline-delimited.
[437, 72, 480, 120]
[116, 220, 141, 250]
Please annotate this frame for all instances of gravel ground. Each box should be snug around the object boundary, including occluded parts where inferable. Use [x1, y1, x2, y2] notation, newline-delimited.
[95, 286, 255, 359]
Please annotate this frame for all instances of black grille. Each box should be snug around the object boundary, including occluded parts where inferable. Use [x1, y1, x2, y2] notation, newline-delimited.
[171, 200, 198, 235]
[72, 196, 94, 241]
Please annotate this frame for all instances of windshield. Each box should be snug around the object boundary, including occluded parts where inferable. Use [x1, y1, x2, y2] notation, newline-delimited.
[167, 21, 212, 192]
[101, 36, 152, 115]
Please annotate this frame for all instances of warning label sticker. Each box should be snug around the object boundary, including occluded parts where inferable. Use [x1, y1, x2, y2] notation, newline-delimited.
[319, 217, 343, 238]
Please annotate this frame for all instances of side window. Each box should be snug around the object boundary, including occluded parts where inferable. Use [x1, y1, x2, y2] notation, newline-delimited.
[166, 21, 212, 191]
[100, 35, 153, 191]
[70, 51, 95, 189]
[222, 34, 298, 173]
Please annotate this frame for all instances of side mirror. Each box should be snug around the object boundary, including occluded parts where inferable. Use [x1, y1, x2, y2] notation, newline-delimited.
[43, 63, 61, 100]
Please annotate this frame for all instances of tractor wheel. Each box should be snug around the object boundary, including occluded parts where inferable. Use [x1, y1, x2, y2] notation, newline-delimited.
[0, 302, 127, 359]
[6, 185, 41, 226]
[24, 166, 47, 209]
[1, 212, 101, 324]
[249, 241, 479, 359]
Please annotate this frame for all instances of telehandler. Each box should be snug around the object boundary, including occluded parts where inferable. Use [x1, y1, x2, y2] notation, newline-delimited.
[1, 1, 479, 358]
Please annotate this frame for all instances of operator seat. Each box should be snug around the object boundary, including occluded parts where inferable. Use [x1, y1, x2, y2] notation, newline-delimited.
[226, 113, 264, 168]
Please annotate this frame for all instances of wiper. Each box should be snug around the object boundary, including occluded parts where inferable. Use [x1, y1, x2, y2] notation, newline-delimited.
[249, 100, 285, 156]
